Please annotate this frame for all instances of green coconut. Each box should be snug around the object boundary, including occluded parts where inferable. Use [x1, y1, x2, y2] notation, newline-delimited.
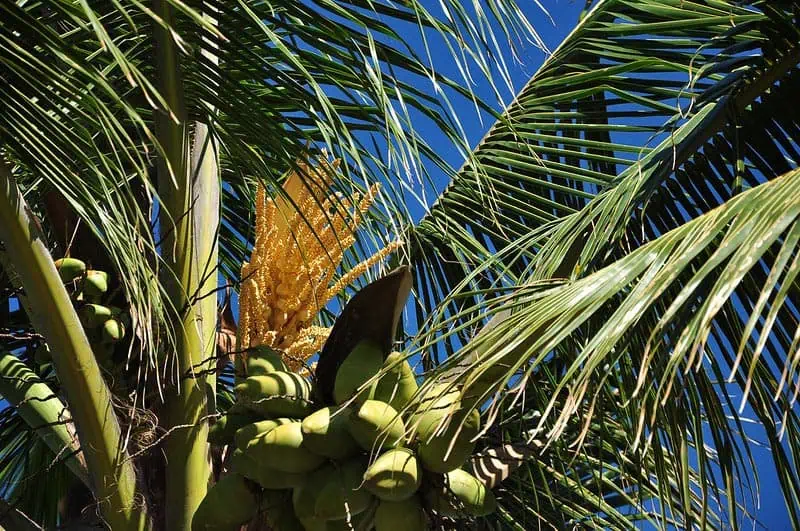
[101, 317, 126, 343]
[54, 257, 86, 283]
[325, 501, 378, 531]
[417, 408, 480, 473]
[208, 409, 261, 446]
[245, 345, 288, 376]
[348, 400, 406, 452]
[333, 340, 384, 405]
[408, 383, 461, 441]
[262, 490, 306, 531]
[298, 516, 327, 531]
[82, 270, 109, 298]
[191, 474, 258, 531]
[301, 406, 358, 459]
[79, 304, 115, 328]
[293, 465, 338, 522]
[374, 496, 427, 531]
[236, 371, 314, 417]
[244, 421, 325, 473]
[234, 417, 294, 451]
[373, 352, 418, 411]
[229, 449, 307, 489]
[424, 468, 496, 518]
[313, 457, 373, 521]
[363, 448, 421, 502]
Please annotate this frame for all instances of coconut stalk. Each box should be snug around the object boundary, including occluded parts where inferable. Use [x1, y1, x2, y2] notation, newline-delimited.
[153, 1, 220, 528]
[0, 157, 146, 529]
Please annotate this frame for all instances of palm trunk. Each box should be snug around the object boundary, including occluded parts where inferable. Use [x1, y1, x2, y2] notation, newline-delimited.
[153, 2, 219, 528]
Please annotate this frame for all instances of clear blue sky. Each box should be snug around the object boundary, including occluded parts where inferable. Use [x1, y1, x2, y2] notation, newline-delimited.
[403, 1, 792, 529]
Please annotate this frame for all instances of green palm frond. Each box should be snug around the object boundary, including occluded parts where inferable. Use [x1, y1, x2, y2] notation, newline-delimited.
[489, 410, 728, 530]
[420, 165, 800, 528]
[1, 0, 546, 381]
[406, 1, 800, 527]
[410, 0, 799, 356]
[0, 408, 74, 529]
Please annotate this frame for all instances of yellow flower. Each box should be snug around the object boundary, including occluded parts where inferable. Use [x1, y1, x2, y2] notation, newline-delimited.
[238, 156, 401, 371]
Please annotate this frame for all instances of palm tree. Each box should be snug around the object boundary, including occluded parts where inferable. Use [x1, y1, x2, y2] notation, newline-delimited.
[0, 0, 797, 530]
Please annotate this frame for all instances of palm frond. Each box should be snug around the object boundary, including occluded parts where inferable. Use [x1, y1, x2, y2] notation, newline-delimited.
[408, 1, 800, 526]
[410, 0, 799, 358]
[0, 408, 75, 529]
[420, 165, 800, 528]
[0, 0, 547, 384]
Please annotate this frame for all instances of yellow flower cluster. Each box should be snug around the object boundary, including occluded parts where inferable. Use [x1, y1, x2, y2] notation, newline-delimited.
[238, 157, 401, 371]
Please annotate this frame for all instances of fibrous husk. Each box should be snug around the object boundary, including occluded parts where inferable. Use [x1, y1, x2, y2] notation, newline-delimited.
[293, 465, 337, 522]
[82, 270, 108, 298]
[408, 383, 461, 442]
[245, 345, 288, 377]
[79, 304, 114, 328]
[261, 490, 306, 531]
[54, 257, 86, 283]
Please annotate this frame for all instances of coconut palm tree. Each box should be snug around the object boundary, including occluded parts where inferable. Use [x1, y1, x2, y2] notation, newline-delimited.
[0, 0, 798, 529]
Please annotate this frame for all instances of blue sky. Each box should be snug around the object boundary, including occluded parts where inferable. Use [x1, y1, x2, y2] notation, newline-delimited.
[401, 1, 792, 528]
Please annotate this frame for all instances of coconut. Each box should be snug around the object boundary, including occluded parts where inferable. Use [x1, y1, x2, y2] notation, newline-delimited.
[313, 457, 373, 521]
[374, 496, 427, 531]
[373, 352, 418, 411]
[236, 371, 314, 417]
[191, 474, 258, 531]
[293, 464, 337, 522]
[208, 409, 261, 446]
[245, 345, 288, 376]
[79, 304, 115, 328]
[82, 270, 109, 298]
[408, 383, 461, 441]
[424, 468, 496, 518]
[261, 490, 307, 531]
[244, 421, 325, 473]
[333, 340, 384, 405]
[325, 501, 378, 531]
[348, 400, 406, 452]
[229, 449, 307, 489]
[101, 317, 125, 343]
[363, 448, 421, 502]
[301, 406, 358, 459]
[54, 257, 86, 283]
[417, 408, 480, 473]
[234, 417, 293, 450]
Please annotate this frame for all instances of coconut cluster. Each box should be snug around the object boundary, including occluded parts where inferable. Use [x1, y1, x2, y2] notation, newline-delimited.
[198, 343, 496, 531]
[37, 258, 128, 367]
